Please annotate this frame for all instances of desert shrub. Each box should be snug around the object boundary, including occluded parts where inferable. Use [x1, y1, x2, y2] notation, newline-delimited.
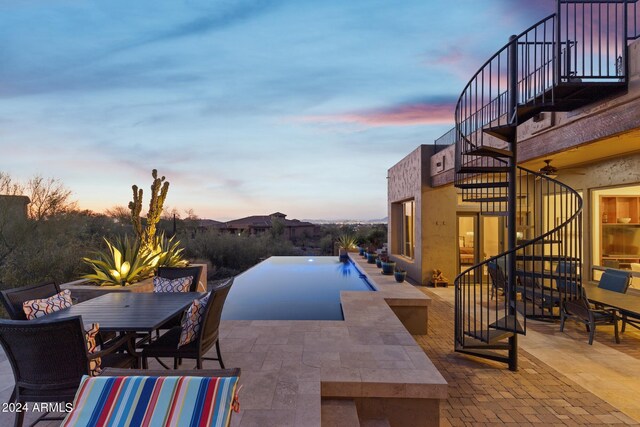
[182, 230, 302, 277]
[0, 212, 130, 287]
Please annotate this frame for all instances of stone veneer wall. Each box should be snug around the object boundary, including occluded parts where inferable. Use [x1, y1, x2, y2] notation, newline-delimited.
[388, 145, 458, 285]
[387, 146, 428, 284]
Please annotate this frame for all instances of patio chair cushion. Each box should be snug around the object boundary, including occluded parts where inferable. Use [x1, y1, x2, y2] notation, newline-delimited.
[179, 292, 211, 347]
[153, 276, 193, 293]
[85, 323, 102, 376]
[62, 374, 240, 427]
[22, 289, 73, 320]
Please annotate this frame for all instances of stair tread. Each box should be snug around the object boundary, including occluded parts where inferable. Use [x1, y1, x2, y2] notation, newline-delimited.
[464, 327, 514, 344]
[457, 166, 511, 174]
[483, 124, 516, 142]
[322, 400, 360, 427]
[465, 196, 509, 203]
[456, 182, 509, 189]
[464, 146, 513, 158]
[490, 315, 525, 335]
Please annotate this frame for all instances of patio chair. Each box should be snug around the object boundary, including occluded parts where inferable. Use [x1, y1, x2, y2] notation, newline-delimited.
[153, 265, 205, 339]
[62, 368, 241, 427]
[157, 265, 204, 292]
[560, 286, 619, 345]
[141, 278, 233, 370]
[0, 282, 62, 320]
[0, 316, 137, 427]
[487, 261, 507, 300]
[554, 260, 579, 295]
[0, 282, 119, 346]
[597, 269, 631, 294]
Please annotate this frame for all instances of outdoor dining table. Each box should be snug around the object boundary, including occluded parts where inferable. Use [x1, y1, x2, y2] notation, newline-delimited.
[33, 291, 205, 333]
[583, 282, 640, 316]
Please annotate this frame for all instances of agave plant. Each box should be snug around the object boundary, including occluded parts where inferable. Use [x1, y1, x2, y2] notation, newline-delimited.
[148, 233, 188, 268]
[336, 234, 358, 251]
[82, 235, 156, 286]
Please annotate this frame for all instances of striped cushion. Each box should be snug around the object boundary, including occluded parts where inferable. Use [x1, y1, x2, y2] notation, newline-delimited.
[62, 375, 239, 427]
[153, 276, 193, 293]
[23, 289, 73, 320]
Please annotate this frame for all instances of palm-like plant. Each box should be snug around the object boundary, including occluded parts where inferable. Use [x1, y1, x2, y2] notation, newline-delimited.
[336, 234, 358, 251]
[148, 233, 188, 268]
[82, 235, 156, 286]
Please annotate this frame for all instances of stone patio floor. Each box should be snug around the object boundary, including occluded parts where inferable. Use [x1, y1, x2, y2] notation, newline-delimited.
[417, 285, 640, 426]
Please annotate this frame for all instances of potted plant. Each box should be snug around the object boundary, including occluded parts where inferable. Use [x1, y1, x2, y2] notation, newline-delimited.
[394, 268, 407, 283]
[375, 257, 382, 268]
[366, 243, 378, 264]
[381, 260, 396, 275]
[336, 234, 358, 259]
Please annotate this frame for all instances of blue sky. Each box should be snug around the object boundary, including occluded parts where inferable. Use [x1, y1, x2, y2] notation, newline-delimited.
[0, 0, 554, 220]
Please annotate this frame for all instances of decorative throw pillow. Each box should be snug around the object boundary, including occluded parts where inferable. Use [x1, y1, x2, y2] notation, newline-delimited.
[153, 276, 193, 293]
[178, 292, 211, 347]
[85, 323, 102, 376]
[23, 289, 73, 320]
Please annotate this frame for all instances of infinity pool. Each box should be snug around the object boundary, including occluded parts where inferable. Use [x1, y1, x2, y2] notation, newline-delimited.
[221, 256, 375, 320]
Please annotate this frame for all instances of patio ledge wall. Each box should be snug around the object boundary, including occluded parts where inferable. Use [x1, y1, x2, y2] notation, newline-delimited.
[220, 255, 446, 427]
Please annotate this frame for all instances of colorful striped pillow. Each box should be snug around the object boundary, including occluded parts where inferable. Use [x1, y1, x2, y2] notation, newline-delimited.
[62, 375, 240, 427]
[22, 289, 73, 320]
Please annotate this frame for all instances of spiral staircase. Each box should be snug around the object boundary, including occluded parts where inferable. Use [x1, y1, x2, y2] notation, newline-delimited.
[453, 0, 639, 371]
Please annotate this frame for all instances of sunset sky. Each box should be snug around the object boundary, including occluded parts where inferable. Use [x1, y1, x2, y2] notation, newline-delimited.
[0, 0, 554, 221]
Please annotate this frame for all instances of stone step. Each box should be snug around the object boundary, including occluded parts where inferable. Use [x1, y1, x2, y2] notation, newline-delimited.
[322, 399, 360, 427]
[360, 419, 392, 427]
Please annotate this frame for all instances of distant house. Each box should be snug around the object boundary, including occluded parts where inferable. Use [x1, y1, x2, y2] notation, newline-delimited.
[196, 219, 226, 231]
[225, 212, 318, 241]
[0, 195, 30, 221]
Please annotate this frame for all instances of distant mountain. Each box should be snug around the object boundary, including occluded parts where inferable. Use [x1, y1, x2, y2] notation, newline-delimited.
[303, 217, 388, 225]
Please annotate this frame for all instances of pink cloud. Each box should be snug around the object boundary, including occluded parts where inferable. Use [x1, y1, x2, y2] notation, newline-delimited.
[298, 102, 455, 127]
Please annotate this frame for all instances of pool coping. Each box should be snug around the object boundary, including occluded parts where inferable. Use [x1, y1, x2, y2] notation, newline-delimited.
[220, 254, 447, 426]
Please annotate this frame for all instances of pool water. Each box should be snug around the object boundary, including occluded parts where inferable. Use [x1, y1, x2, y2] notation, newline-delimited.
[221, 256, 375, 320]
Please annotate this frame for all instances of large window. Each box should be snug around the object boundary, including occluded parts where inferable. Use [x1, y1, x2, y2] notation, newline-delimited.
[401, 200, 415, 259]
[592, 185, 640, 286]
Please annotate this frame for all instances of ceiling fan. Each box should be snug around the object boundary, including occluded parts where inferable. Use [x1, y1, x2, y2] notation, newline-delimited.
[537, 159, 586, 177]
[538, 159, 558, 176]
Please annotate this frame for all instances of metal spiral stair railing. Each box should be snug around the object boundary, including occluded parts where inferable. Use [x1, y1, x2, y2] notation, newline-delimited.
[453, 167, 583, 366]
[452, 0, 636, 370]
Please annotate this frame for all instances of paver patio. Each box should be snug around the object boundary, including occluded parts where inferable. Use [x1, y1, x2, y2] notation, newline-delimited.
[417, 286, 640, 426]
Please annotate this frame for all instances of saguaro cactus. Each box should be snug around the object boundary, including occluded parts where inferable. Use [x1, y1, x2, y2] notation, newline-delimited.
[128, 169, 169, 252]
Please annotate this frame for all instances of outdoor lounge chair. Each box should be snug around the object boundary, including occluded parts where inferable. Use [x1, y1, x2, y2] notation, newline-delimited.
[0, 282, 62, 320]
[560, 286, 619, 345]
[0, 316, 137, 427]
[141, 278, 233, 370]
[61, 368, 241, 427]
